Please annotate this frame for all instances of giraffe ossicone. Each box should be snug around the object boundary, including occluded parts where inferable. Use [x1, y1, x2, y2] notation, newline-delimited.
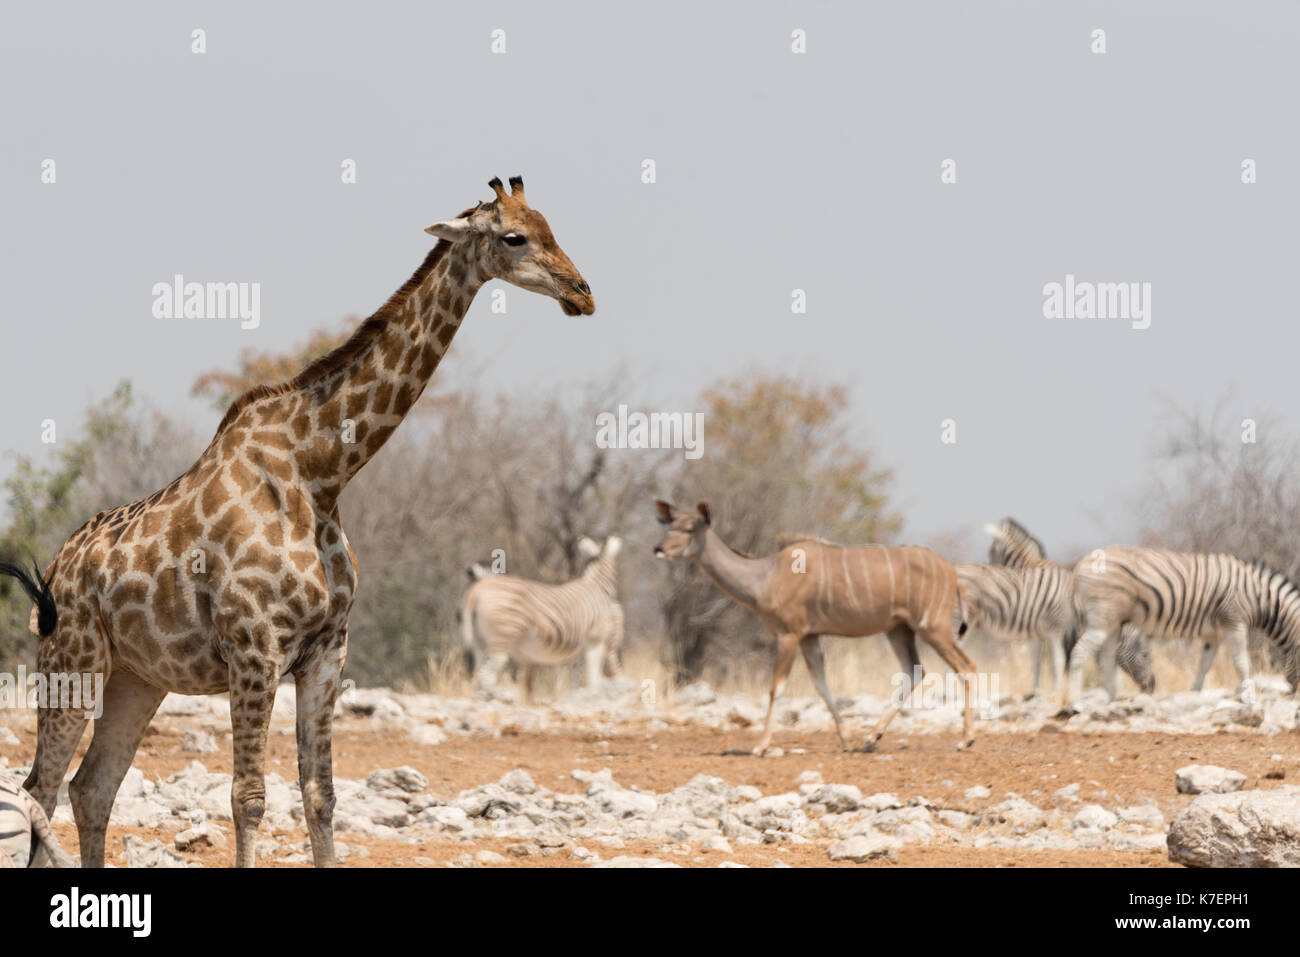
[1, 176, 593, 868]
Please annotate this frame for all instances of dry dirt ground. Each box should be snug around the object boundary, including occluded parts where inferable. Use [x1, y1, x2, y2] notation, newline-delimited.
[5, 713, 1295, 868]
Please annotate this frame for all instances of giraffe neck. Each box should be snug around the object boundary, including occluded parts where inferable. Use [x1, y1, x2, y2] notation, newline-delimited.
[290, 241, 483, 505]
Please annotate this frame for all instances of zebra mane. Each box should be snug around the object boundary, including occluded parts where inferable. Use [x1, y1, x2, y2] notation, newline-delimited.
[985, 517, 1047, 564]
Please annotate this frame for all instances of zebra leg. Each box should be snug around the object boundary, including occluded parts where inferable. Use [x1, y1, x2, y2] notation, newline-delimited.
[1192, 637, 1220, 691]
[28, 798, 77, 868]
[583, 644, 603, 689]
[1064, 626, 1114, 711]
[1028, 636, 1044, 699]
[521, 664, 536, 701]
[862, 625, 920, 752]
[799, 635, 847, 751]
[1097, 635, 1120, 699]
[0, 849, 11, 868]
[1048, 634, 1067, 699]
[754, 632, 800, 757]
[1223, 625, 1257, 705]
[68, 670, 166, 868]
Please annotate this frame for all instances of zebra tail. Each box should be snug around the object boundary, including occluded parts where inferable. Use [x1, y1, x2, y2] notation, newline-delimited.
[0, 559, 57, 637]
[27, 800, 76, 868]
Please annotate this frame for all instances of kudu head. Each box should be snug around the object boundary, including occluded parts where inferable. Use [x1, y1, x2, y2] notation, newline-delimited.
[652, 500, 711, 560]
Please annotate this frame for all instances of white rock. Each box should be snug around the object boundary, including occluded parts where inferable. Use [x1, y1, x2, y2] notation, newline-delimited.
[1175, 765, 1246, 795]
[367, 766, 429, 795]
[123, 835, 189, 868]
[806, 784, 863, 814]
[1072, 805, 1118, 831]
[174, 822, 227, 851]
[409, 724, 448, 746]
[0, 727, 20, 746]
[827, 834, 901, 862]
[1053, 783, 1081, 802]
[591, 856, 682, 868]
[1167, 787, 1300, 867]
[1116, 805, 1165, 829]
[964, 785, 991, 800]
[700, 835, 733, 853]
[498, 769, 536, 795]
[182, 730, 219, 753]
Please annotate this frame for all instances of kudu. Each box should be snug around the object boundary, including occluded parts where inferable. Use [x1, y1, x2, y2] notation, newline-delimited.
[652, 500, 979, 755]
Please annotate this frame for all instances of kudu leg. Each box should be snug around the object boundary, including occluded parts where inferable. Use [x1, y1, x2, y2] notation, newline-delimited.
[918, 626, 979, 751]
[860, 625, 920, 753]
[754, 633, 800, 757]
[799, 635, 847, 751]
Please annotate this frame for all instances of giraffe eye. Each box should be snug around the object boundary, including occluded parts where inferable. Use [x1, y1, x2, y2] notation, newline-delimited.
[501, 233, 527, 247]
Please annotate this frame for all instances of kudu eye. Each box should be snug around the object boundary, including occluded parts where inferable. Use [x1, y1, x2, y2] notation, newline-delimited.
[501, 233, 527, 247]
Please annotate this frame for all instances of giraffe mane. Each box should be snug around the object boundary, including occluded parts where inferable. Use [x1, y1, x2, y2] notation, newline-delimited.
[211, 209, 477, 435]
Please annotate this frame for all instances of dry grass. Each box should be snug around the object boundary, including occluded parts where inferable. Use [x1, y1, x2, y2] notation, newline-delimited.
[412, 630, 1282, 703]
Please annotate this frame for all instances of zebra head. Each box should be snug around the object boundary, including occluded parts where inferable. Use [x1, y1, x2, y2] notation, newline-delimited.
[653, 500, 710, 560]
[985, 517, 1047, 568]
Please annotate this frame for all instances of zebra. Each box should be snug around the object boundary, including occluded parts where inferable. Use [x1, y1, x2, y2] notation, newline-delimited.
[985, 518, 1155, 697]
[459, 535, 624, 698]
[955, 561, 1084, 695]
[1069, 546, 1300, 708]
[0, 775, 77, 868]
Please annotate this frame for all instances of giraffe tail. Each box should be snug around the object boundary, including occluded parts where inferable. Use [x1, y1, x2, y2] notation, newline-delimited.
[0, 558, 57, 637]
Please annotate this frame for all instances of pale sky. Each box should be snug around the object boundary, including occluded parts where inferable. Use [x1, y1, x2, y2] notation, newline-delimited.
[2, 1, 1296, 558]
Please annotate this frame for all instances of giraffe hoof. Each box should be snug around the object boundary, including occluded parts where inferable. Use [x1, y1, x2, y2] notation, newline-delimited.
[1053, 706, 1079, 720]
[855, 740, 878, 754]
[956, 738, 975, 751]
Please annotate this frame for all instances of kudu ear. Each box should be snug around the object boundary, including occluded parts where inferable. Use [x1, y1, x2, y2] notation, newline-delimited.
[654, 500, 673, 524]
[696, 502, 711, 525]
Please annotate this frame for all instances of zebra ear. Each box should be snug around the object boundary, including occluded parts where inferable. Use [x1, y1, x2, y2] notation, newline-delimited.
[654, 500, 673, 524]
[696, 502, 711, 525]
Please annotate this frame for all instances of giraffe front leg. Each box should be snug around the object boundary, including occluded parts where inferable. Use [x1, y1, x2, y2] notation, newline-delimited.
[228, 649, 281, 869]
[293, 631, 346, 868]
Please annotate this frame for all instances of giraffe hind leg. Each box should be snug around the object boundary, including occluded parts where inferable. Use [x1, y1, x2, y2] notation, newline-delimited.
[68, 669, 165, 868]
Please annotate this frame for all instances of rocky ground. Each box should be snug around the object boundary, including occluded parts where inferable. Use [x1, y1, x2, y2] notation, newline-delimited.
[1, 677, 1296, 867]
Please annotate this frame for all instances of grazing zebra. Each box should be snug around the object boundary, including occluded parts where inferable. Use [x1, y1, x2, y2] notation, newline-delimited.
[1069, 546, 1300, 708]
[459, 536, 624, 698]
[0, 776, 76, 868]
[984, 518, 1155, 697]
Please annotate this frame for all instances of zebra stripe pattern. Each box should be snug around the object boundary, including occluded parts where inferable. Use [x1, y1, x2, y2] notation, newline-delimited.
[0, 775, 76, 868]
[985, 518, 1155, 696]
[460, 536, 625, 693]
[1071, 546, 1300, 705]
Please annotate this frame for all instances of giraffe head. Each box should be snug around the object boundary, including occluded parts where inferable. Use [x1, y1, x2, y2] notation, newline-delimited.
[652, 500, 710, 559]
[425, 176, 595, 316]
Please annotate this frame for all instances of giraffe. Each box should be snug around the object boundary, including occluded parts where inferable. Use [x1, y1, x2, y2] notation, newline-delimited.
[0, 176, 593, 868]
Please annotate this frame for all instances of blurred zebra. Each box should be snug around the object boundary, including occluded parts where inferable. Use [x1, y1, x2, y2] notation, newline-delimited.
[1069, 546, 1300, 708]
[985, 518, 1155, 696]
[955, 561, 1083, 695]
[459, 536, 624, 698]
[0, 776, 76, 868]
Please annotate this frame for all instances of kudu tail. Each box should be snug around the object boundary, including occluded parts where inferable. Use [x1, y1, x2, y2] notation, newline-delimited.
[0, 559, 57, 637]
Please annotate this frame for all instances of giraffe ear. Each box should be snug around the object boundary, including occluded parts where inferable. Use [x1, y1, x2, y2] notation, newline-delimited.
[425, 218, 472, 242]
[696, 502, 711, 525]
